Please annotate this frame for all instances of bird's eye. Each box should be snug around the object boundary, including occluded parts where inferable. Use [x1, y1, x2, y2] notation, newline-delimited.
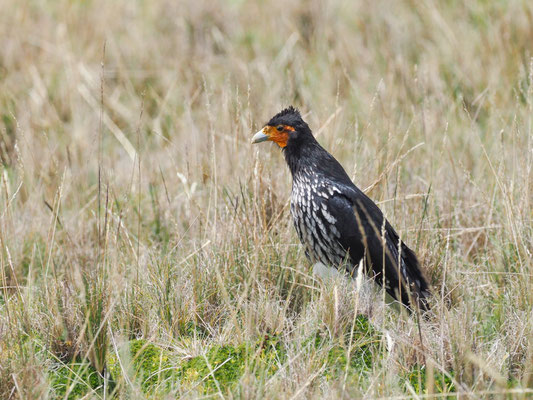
[276, 125, 284, 131]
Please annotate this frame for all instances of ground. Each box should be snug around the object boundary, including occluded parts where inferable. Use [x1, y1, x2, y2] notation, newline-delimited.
[0, 0, 532, 398]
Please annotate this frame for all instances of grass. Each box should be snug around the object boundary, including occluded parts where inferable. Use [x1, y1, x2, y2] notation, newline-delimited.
[0, 0, 532, 398]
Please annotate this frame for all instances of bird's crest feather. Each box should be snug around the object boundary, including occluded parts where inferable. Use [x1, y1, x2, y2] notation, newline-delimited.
[267, 106, 303, 128]
[274, 106, 300, 119]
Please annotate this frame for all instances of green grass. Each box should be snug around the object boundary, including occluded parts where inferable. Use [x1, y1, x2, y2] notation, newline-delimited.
[1, 0, 533, 398]
[49, 360, 106, 399]
[406, 366, 455, 396]
[60, 319, 381, 398]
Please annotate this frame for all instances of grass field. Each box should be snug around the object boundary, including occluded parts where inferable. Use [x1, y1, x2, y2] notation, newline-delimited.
[1, 0, 532, 398]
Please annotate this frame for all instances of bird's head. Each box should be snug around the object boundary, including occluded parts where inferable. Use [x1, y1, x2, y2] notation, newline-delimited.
[251, 106, 313, 149]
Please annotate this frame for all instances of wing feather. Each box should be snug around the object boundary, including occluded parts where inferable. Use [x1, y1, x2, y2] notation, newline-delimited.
[322, 184, 430, 311]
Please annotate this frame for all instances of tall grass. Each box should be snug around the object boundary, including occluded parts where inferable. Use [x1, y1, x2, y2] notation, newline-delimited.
[0, 0, 532, 398]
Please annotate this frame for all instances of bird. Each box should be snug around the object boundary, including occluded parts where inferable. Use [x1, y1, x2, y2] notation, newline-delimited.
[251, 106, 430, 312]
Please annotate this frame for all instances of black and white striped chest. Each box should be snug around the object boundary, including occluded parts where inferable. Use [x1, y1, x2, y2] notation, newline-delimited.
[290, 170, 348, 268]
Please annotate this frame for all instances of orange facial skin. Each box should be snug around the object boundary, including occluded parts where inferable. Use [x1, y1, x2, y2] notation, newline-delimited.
[264, 125, 295, 148]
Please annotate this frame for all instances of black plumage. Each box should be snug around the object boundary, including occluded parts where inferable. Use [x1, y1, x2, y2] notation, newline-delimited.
[253, 106, 430, 312]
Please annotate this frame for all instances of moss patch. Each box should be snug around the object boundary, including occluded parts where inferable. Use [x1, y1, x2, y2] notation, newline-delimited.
[49, 360, 105, 399]
[407, 366, 455, 395]
[107, 335, 284, 395]
[179, 334, 284, 392]
[306, 314, 381, 380]
[107, 339, 178, 394]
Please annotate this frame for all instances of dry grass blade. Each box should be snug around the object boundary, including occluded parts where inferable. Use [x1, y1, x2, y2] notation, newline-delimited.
[0, 0, 531, 398]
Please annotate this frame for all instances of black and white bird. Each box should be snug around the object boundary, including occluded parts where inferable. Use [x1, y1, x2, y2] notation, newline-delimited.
[252, 106, 430, 312]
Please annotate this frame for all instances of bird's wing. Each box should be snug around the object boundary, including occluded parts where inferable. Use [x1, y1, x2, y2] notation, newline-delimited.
[321, 183, 429, 310]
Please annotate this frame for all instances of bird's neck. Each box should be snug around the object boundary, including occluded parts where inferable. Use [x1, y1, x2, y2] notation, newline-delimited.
[283, 139, 325, 177]
[284, 139, 354, 187]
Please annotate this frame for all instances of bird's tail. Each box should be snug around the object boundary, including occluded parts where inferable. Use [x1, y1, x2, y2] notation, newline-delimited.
[398, 241, 431, 312]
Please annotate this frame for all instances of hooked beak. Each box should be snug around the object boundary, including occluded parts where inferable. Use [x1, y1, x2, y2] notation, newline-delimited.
[251, 127, 269, 144]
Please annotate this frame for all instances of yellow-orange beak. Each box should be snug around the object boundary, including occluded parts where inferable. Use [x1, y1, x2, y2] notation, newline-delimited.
[251, 125, 291, 148]
[251, 127, 269, 144]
